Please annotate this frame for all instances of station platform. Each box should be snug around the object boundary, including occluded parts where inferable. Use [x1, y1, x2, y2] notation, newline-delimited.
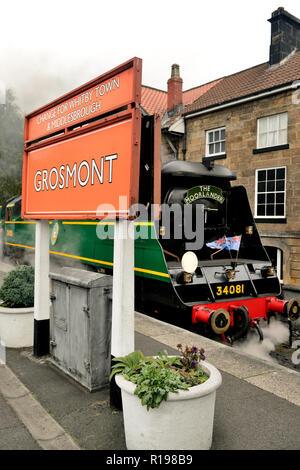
[0, 311, 299, 452]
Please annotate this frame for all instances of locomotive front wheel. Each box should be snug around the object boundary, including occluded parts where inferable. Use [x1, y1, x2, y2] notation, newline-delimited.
[285, 298, 300, 322]
[210, 308, 231, 335]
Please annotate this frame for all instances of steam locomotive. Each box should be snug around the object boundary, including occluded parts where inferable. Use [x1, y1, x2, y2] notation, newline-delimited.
[1, 154, 299, 345]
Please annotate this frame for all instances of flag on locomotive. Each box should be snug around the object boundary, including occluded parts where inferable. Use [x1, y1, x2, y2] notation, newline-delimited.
[206, 235, 241, 252]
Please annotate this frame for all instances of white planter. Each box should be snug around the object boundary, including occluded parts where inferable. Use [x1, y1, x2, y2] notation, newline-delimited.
[0, 306, 34, 348]
[116, 361, 222, 450]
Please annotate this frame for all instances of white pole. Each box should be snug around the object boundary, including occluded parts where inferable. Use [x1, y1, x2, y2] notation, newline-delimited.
[33, 220, 50, 357]
[111, 219, 135, 357]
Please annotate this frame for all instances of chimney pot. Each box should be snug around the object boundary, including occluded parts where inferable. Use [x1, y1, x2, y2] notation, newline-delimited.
[167, 64, 183, 114]
[171, 64, 180, 78]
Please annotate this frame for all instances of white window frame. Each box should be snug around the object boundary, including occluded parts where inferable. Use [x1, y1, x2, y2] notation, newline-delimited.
[276, 248, 283, 283]
[264, 246, 283, 282]
[205, 127, 226, 157]
[255, 166, 286, 219]
[257, 112, 288, 149]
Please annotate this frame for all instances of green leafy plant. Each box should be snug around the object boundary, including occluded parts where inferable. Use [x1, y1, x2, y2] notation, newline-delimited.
[109, 350, 150, 380]
[111, 346, 208, 410]
[0, 265, 34, 308]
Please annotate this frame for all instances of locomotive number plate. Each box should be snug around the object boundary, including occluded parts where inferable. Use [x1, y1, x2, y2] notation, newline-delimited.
[213, 283, 248, 298]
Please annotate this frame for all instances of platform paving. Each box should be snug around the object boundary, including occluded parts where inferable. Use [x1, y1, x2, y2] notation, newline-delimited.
[0, 313, 299, 451]
[0, 392, 41, 450]
[0, 258, 299, 451]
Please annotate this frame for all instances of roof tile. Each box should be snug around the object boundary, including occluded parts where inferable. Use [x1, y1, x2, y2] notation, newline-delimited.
[141, 51, 300, 119]
[141, 79, 221, 116]
[184, 51, 300, 115]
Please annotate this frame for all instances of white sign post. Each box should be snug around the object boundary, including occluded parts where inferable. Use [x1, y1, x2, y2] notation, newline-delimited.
[33, 220, 50, 357]
[110, 219, 135, 407]
[111, 219, 135, 356]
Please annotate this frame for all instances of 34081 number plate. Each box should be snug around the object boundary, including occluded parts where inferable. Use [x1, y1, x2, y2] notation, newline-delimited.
[212, 282, 250, 298]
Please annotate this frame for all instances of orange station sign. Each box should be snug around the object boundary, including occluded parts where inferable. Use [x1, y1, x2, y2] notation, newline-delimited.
[22, 58, 142, 219]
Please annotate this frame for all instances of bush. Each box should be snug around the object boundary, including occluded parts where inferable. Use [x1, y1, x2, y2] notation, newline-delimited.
[0, 265, 34, 308]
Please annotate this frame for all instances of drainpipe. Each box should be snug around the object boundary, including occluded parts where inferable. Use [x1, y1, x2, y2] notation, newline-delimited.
[182, 116, 186, 161]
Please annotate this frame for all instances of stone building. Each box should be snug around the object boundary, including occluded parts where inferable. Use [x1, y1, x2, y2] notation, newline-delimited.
[141, 7, 300, 288]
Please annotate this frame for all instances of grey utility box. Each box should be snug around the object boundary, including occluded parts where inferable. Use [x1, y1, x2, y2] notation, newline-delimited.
[49, 267, 112, 391]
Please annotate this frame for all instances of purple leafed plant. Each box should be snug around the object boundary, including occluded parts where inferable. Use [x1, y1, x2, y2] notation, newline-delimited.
[177, 344, 206, 371]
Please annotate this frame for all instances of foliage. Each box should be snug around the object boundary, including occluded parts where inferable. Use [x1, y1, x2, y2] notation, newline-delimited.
[0, 169, 22, 204]
[109, 350, 150, 380]
[111, 346, 208, 411]
[131, 360, 190, 410]
[176, 344, 206, 369]
[0, 265, 34, 308]
[0, 89, 24, 202]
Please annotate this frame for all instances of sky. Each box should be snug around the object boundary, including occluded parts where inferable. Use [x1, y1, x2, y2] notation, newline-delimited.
[1, 0, 300, 113]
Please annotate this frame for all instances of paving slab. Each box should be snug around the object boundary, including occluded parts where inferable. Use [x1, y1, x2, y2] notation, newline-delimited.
[0, 364, 80, 450]
[6, 349, 126, 450]
[0, 391, 41, 450]
[0, 260, 14, 274]
[245, 370, 300, 406]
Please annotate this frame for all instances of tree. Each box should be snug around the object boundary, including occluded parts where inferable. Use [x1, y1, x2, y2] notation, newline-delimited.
[0, 89, 24, 202]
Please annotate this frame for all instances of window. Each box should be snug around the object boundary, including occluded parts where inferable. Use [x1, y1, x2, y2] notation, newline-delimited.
[257, 113, 288, 149]
[264, 246, 283, 282]
[255, 167, 286, 219]
[206, 127, 226, 156]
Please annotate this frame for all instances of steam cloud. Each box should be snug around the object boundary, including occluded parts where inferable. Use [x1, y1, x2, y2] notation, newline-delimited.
[234, 319, 290, 363]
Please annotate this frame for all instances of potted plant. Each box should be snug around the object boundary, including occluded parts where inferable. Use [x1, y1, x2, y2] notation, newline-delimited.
[111, 344, 222, 450]
[0, 265, 34, 348]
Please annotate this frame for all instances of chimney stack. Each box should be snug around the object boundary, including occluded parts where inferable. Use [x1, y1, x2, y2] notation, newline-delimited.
[167, 64, 183, 114]
[268, 7, 300, 65]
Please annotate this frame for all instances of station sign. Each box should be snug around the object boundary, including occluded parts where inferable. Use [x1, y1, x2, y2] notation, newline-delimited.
[22, 58, 142, 220]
